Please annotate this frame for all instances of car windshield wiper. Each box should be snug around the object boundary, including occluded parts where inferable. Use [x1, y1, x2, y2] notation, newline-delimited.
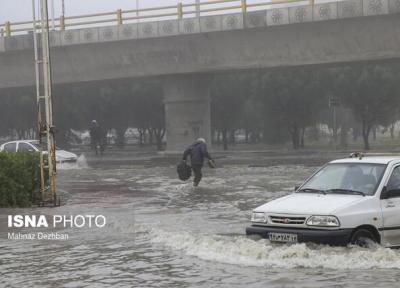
[297, 188, 326, 195]
[325, 189, 366, 197]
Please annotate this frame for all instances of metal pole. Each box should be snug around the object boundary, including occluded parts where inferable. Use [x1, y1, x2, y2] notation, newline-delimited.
[60, 0, 66, 30]
[333, 104, 337, 150]
[40, 0, 57, 205]
[196, 0, 200, 17]
[32, 0, 40, 102]
[50, 0, 55, 30]
[136, 0, 139, 23]
[32, 0, 46, 201]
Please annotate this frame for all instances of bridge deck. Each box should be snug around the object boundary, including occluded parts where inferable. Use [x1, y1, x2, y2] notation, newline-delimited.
[0, 0, 399, 52]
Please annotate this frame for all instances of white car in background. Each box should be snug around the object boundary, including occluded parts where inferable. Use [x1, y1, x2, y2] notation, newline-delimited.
[0, 140, 78, 163]
[247, 155, 400, 248]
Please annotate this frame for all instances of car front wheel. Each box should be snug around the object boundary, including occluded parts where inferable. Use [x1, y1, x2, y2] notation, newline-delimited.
[350, 229, 378, 248]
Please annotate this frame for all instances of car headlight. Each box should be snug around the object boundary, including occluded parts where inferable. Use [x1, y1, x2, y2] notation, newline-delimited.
[306, 215, 340, 227]
[251, 212, 267, 223]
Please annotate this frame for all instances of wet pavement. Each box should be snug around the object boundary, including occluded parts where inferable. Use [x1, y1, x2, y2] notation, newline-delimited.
[1, 150, 400, 287]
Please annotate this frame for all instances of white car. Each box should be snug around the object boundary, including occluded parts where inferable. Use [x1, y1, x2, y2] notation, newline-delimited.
[246, 155, 400, 247]
[0, 140, 78, 163]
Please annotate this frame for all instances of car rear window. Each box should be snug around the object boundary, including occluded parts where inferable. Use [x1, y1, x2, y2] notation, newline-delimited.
[3, 143, 17, 152]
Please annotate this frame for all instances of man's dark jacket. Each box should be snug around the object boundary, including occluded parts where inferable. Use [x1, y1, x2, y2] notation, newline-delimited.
[183, 142, 211, 166]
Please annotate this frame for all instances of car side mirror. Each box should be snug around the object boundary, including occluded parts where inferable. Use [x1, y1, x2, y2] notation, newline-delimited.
[381, 186, 400, 200]
[294, 186, 300, 191]
[381, 187, 388, 199]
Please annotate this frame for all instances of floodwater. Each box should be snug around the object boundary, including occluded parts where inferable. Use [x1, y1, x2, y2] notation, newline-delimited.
[1, 150, 400, 288]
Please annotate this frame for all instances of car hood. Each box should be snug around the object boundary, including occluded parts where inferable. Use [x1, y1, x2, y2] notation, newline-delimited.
[254, 193, 366, 215]
[55, 150, 77, 160]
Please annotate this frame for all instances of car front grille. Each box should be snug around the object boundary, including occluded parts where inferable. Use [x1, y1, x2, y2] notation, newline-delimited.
[269, 215, 306, 225]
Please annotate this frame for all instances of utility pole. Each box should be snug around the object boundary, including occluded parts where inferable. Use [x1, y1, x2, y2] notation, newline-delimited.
[62, 0, 65, 17]
[329, 95, 340, 150]
[136, 0, 139, 22]
[50, 0, 55, 30]
[32, 0, 58, 206]
[196, 0, 200, 17]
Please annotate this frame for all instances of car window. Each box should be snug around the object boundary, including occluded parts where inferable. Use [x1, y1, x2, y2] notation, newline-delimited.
[307, 164, 347, 189]
[3, 143, 17, 152]
[387, 166, 400, 191]
[301, 163, 386, 195]
[18, 142, 36, 152]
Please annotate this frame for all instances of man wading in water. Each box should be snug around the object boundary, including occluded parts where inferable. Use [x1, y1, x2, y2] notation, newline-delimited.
[182, 138, 215, 187]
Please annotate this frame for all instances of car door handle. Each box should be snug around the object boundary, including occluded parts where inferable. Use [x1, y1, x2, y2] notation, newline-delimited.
[386, 202, 395, 208]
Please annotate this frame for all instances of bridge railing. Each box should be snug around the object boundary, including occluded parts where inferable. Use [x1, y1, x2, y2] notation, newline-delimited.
[0, 0, 312, 37]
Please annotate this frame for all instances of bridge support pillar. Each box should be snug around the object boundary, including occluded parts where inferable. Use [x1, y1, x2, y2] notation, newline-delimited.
[163, 74, 211, 152]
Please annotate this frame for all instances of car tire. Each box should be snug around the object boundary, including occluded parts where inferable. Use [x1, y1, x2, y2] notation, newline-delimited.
[350, 229, 377, 248]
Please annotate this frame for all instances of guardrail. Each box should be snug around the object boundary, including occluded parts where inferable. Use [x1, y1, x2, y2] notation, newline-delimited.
[0, 0, 312, 37]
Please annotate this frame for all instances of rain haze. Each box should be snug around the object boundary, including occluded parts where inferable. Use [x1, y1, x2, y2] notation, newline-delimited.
[0, 0, 200, 23]
[1, 0, 400, 287]
[0, 0, 326, 23]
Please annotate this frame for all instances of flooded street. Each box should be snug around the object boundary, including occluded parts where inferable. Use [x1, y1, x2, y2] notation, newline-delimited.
[2, 0, 400, 286]
[1, 151, 400, 287]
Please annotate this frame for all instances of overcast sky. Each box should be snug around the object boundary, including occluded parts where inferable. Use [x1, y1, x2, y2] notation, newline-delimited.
[0, 0, 313, 25]
[0, 0, 204, 23]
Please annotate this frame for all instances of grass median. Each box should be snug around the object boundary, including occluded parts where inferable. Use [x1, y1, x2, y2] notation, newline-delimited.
[0, 152, 41, 208]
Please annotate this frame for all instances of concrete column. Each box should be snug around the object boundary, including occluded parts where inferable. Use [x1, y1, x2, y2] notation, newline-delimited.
[163, 74, 211, 152]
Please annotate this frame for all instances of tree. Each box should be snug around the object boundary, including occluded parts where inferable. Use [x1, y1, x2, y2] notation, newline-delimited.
[241, 96, 264, 143]
[211, 73, 249, 150]
[132, 82, 165, 150]
[339, 65, 400, 150]
[259, 69, 322, 149]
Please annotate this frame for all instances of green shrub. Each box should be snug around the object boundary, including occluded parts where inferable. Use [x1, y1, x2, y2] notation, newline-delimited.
[0, 152, 41, 207]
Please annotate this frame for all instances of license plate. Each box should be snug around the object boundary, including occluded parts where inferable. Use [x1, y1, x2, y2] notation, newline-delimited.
[268, 232, 298, 243]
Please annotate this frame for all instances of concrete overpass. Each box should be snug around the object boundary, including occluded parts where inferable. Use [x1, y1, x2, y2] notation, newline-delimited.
[1, 0, 400, 150]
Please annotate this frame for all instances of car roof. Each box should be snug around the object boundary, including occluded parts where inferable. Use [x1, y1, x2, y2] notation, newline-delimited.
[0, 140, 38, 147]
[2, 140, 37, 144]
[330, 156, 400, 165]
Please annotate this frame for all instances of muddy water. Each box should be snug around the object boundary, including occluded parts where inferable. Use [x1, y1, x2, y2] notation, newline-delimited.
[1, 151, 400, 288]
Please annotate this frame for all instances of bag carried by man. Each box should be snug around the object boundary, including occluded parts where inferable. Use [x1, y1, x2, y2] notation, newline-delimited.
[177, 161, 192, 181]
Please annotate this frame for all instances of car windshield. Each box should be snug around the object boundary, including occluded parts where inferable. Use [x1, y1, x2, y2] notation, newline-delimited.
[299, 163, 387, 196]
[29, 141, 42, 150]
